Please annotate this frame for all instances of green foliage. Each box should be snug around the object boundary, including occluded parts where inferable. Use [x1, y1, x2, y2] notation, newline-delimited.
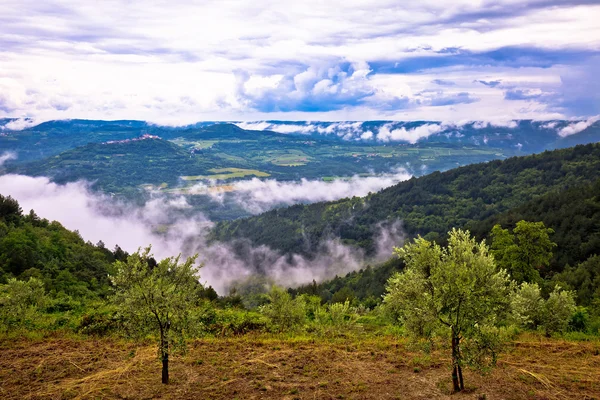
[384, 229, 513, 391]
[552, 254, 600, 307]
[511, 282, 577, 335]
[259, 286, 306, 332]
[110, 246, 204, 383]
[0, 277, 47, 332]
[510, 282, 544, 330]
[214, 143, 600, 258]
[490, 221, 555, 284]
[543, 286, 577, 336]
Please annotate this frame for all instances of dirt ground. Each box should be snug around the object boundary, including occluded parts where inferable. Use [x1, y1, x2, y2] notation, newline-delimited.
[1, 334, 599, 399]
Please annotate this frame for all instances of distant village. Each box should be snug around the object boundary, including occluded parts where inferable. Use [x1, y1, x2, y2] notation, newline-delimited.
[103, 133, 160, 145]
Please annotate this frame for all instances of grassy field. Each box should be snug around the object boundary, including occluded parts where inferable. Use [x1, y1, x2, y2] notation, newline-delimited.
[181, 168, 270, 181]
[1, 333, 598, 399]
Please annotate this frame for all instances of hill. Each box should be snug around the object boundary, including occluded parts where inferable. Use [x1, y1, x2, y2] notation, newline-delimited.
[212, 143, 600, 258]
[0, 193, 123, 298]
[7, 137, 229, 194]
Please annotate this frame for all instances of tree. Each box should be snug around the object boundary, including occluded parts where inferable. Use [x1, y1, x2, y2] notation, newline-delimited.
[543, 285, 576, 336]
[0, 277, 47, 332]
[510, 282, 544, 330]
[383, 229, 512, 392]
[259, 286, 306, 331]
[110, 246, 201, 384]
[490, 220, 556, 284]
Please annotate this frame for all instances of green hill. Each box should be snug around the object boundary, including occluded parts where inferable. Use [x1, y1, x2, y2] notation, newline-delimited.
[0, 194, 124, 299]
[9, 138, 229, 193]
[212, 143, 600, 257]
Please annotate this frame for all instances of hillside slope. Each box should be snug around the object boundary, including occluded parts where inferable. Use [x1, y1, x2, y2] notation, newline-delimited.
[212, 143, 600, 256]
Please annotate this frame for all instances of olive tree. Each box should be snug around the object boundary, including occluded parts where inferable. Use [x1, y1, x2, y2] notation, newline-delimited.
[0, 277, 47, 332]
[110, 246, 201, 384]
[383, 229, 512, 392]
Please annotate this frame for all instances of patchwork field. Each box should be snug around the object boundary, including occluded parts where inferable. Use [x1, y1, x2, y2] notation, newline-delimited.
[1, 334, 598, 400]
[181, 168, 271, 181]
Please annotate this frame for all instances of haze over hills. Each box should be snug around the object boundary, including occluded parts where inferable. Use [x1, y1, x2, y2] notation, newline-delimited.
[1, 118, 599, 221]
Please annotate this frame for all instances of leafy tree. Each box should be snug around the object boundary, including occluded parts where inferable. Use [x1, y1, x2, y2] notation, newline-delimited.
[0, 194, 22, 225]
[510, 282, 577, 335]
[510, 282, 544, 330]
[384, 229, 512, 392]
[543, 286, 576, 336]
[0, 277, 47, 332]
[490, 221, 556, 283]
[259, 286, 306, 331]
[110, 246, 201, 384]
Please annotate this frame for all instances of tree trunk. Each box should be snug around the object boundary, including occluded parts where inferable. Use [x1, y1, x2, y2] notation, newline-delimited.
[458, 364, 464, 391]
[162, 352, 169, 384]
[451, 332, 462, 392]
[161, 332, 169, 385]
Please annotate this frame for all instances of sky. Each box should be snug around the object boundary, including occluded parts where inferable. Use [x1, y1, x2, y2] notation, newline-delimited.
[1, 0, 599, 125]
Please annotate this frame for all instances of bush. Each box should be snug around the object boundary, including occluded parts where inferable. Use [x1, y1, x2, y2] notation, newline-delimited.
[510, 282, 544, 330]
[543, 286, 576, 336]
[0, 277, 47, 332]
[259, 286, 306, 332]
[78, 305, 124, 336]
[209, 308, 268, 336]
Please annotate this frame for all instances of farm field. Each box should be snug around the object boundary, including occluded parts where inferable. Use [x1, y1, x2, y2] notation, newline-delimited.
[1, 333, 598, 400]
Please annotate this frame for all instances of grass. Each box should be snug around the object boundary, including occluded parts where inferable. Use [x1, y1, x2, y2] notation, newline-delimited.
[1, 333, 598, 399]
[181, 168, 270, 181]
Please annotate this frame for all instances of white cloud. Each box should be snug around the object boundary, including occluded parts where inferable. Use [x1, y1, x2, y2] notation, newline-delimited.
[377, 123, 442, 143]
[558, 115, 600, 137]
[0, 1, 598, 121]
[198, 168, 412, 214]
[1, 119, 37, 131]
[0, 152, 17, 166]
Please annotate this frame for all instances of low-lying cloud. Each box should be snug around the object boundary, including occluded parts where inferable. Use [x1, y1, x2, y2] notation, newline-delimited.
[0, 151, 17, 166]
[0, 174, 405, 294]
[558, 115, 600, 137]
[192, 168, 412, 214]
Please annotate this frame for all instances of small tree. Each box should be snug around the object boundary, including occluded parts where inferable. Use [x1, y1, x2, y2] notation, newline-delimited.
[0, 277, 47, 332]
[511, 282, 577, 335]
[384, 229, 512, 392]
[510, 282, 544, 330]
[110, 247, 201, 384]
[543, 285, 576, 336]
[259, 286, 306, 331]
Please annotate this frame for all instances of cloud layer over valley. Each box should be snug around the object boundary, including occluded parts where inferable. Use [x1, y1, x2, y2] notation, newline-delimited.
[0, 173, 406, 293]
[193, 169, 412, 214]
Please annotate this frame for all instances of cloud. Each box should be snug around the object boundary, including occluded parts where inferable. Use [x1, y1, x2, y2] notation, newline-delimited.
[0, 152, 17, 166]
[504, 88, 544, 100]
[1, 118, 38, 131]
[377, 123, 442, 143]
[235, 62, 381, 112]
[432, 79, 456, 86]
[476, 80, 502, 87]
[194, 168, 412, 214]
[1, 1, 599, 121]
[235, 121, 314, 134]
[0, 173, 406, 293]
[557, 115, 600, 137]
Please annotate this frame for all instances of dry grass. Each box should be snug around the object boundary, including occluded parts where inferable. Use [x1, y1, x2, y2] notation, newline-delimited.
[0, 333, 598, 399]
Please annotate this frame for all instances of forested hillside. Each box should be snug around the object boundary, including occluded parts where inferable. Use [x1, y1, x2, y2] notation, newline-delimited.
[212, 143, 600, 257]
[0, 194, 125, 298]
